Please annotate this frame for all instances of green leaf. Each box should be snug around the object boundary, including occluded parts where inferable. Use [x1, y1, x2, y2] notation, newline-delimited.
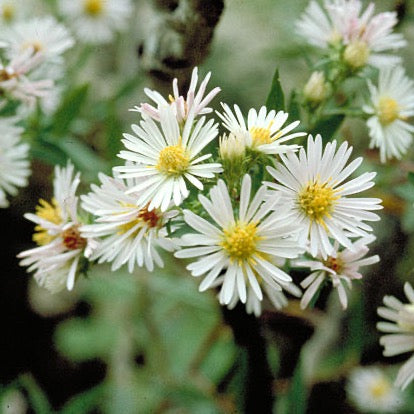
[285, 360, 307, 414]
[409, 172, 414, 186]
[19, 374, 52, 414]
[105, 104, 123, 162]
[52, 84, 89, 138]
[60, 385, 105, 414]
[311, 114, 344, 140]
[266, 68, 285, 111]
[287, 90, 301, 121]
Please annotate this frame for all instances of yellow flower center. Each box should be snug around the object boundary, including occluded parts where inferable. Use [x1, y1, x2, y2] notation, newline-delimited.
[397, 304, 414, 332]
[221, 221, 260, 262]
[368, 377, 391, 399]
[62, 225, 86, 250]
[84, 0, 104, 16]
[2, 3, 14, 21]
[22, 40, 44, 53]
[33, 198, 62, 246]
[323, 256, 343, 273]
[156, 144, 190, 176]
[117, 204, 161, 236]
[378, 97, 400, 125]
[298, 180, 339, 224]
[344, 40, 370, 69]
[250, 126, 272, 145]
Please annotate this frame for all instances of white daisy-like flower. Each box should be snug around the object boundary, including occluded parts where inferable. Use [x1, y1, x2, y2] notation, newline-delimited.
[80, 173, 178, 273]
[0, 16, 74, 64]
[363, 66, 414, 163]
[0, 49, 53, 105]
[217, 103, 306, 156]
[114, 105, 222, 211]
[17, 163, 90, 293]
[175, 175, 305, 308]
[58, 0, 132, 44]
[295, 236, 379, 310]
[136, 67, 221, 123]
[347, 366, 403, 412]
[0, 117, 30, 208]
[0, 0, 35, 25]
[377, 282, 414, 390]
[266, 134, 382, 259]
[296, 0, 406, 68]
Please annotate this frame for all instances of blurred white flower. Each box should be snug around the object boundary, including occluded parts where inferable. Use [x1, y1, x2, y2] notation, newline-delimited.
[0, 16, 74, 64]
[114, 105, 222, 211]
[58, 0, 132, 44]
[137, 67, 221, 123]
[347, 366, 403, 412]
[296, 0, 406, 68]
[266, 134, 382, 259]
[364, 66, 414, 163]
[295, 236, 379, 310]
[175, 175, 305, 308]
[0, 0, 36, 25]
[17, 163, 90, 293]
[217, 103, 305, 155]
[377, 282, 414, 390]
[0, 116, 30, 207]
[80, 173, 178, 273]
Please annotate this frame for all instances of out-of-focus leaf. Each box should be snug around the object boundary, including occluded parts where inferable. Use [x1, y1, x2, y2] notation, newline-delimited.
[60, 385, 105, 414]
[285, 360, 307, 414]
[287, 90, 301, 122]
[19, 374, 52, 414]
[52, 84, 89, 137]
[30, 140, 68, 166]
[266, 68, 285, 111]
[408, 172, 414, 186]
[394, 183, 414, 202]
[55, 318, 119, 362]
[105, 104, 123, 162]
[311, 114, 344, 140]
[56, 138, 110, 179]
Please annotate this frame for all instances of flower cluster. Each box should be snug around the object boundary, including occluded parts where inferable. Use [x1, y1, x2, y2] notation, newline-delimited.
[18, 66, 382, 320]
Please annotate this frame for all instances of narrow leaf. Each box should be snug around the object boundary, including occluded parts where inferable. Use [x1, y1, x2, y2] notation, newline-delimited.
[266, 68, 285, 111]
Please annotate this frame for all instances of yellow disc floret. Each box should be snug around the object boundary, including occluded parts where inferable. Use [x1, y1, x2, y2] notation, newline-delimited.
[33, 198, 62, 246]
[84, 0, 104, 16]
[344, 40, 370, 69]
[323, 255, 344, 273]
[117, 204, 161, 236]
[378, 97, 400, 125]
[368, 376, 391, 399]
[298, 180, 339, 224]
[250, 126, 272, 145]
[2, 3, 14, 22]
[156, 144, 190, 176]
[221, 221, 260, 263]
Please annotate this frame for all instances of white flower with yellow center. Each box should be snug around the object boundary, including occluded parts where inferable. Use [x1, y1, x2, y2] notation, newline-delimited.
[295, 236, 379, 310]
[347, 367, 403, 412]
[175, 175, 305, 307]
[363, 67, 414, 163]
[0, 116, 30, 207]
[217, 103, 306, 156]
[0, 16, 74, 64]
[137, 67, 221, 123]
[266, 134, 382, 259]
[17, 163, 90, 293]
[377, 283, 414, 390]
[0, 0, 35, 25]
[114, 105, 222, 211]
[58, 0, 132, 44]
[80, 173, 177, 273]
[296, 0, 406, 69]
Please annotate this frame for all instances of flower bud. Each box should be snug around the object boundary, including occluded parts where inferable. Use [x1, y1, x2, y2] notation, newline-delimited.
[344, 40, 370, 69]
[303, 71, 328, 104]
[219, 133, 246, 160]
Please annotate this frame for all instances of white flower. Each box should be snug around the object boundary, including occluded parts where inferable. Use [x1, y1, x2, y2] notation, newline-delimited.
[136, 67, 221, 123]
[0, 16, 74, 64]
[0, 117, 30, 207]
[363, 66, 414, 163]
[0, 49, 53, 105]
[266, 134, 382, 259]
[377, 282, 414, 390]
[17, 163, 89, 293]
[296, 0, 406, 68]
[80, 173, 177, 272]
[347, 366, 403, 412]
[58, 0, 132, 44]
[217, 103, 306, 155]
[114, 105, 222, 211]
[0, 0, 35, 25]
[295, 236, 379, 309]
[175, 175, 305, 308]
